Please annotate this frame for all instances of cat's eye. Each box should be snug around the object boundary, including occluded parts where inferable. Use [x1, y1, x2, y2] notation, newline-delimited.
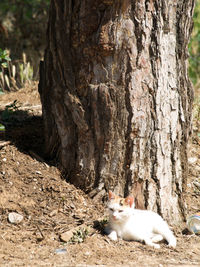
[109, 208, 114, 212]
[118, 210, 123, 213]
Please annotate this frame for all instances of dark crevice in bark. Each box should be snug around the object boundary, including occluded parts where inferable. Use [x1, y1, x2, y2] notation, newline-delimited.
[71, 0, 75, 11]
[144, 0, 150, 11]
[148, 3, 162, 214]
[176, 0, 194, 196]
[148, 18, 158, 189]
[124, 53, 134, 197]
[144, 179, 149, 209]
[169, 124, 185, 221]
[156, 190, 162, 216]
[160, 0, 170, 33]
[169, 125, 176, 186]
[88, 98, 101, 192]
[150, 16, 160, 63]
[131, 2, 144, 66]
[94, 86, 107, 190]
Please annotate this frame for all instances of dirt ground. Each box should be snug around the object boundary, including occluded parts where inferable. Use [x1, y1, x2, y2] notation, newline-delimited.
[0, 83, 200, 267]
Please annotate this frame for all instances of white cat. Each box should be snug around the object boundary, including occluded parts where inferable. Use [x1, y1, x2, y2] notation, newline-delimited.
[105, 191, 176, 249]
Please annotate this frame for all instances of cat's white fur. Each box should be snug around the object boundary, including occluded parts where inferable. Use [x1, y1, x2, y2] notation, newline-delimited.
[105, 192, 176, 249]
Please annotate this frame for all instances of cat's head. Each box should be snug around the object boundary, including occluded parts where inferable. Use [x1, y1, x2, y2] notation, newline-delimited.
[107, 191, 135, 222]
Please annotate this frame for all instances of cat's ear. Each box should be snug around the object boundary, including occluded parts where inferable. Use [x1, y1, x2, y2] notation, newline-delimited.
[108, 191, 115, 200]
[125, 196, 135, 208]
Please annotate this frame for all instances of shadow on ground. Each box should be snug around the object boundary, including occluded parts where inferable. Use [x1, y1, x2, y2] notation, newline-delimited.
[0, 102, 47, 162]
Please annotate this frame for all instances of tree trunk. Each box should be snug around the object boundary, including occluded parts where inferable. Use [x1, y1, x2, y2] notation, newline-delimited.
[39, 0, 195, 223]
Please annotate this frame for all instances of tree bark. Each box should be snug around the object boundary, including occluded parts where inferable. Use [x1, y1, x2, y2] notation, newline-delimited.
[39, 0, 195, 223]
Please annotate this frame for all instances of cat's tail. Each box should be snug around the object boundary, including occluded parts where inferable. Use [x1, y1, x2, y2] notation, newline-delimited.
[163, 228, 176, 248]
[155, 220, 176, 248]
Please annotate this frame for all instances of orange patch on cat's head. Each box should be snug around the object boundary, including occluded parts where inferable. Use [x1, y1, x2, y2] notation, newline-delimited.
[108, 191, 121, 202]
[108, 191, 115, 200]
[108, 191, 135, 208]
[125, 196, 135, 208]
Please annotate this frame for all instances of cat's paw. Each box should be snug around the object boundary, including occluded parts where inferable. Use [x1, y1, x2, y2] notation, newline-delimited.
[152, 243, 160, 249]
[151, 234, 163, 243]
[108, 231, 118, 241]
[168, 240, 176, 248]
[144, 239, 160, 249]
[167, 236, 176, 248]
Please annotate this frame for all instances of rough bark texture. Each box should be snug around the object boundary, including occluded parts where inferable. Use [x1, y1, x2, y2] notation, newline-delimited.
[39, 0, 195, 223]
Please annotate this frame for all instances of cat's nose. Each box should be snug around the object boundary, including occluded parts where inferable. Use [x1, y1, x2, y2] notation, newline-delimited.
[112, 215, 117, 220]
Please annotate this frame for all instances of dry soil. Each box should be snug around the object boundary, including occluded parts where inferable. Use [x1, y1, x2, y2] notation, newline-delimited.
[0, 83, 200, 267]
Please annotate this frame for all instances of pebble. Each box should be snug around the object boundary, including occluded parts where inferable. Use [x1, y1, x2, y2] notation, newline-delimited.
[188, 157, 197, 164]
[60, 229, 74, 242]
[8, 212, 24, 224]
[55, 248, 67, 255]
[84, 251, 91, 256]
[49, 209, 58, 217]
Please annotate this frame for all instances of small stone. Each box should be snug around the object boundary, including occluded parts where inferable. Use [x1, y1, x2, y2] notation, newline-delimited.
[188, 157, 197, 164]
[84, 251, 91, 256]
[49, 209, 58, 217]
[60, 225, 89, 243]
[55, 248, 67, 255]
[8, 212, 24, 224]
[60, 230, 74, 242]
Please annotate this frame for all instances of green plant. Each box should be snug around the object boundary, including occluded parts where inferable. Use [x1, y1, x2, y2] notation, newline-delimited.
[98, 218, 108, 227]
[0, 52, 34, 91]
[189, 2, 200, 86]
[1, 100, 21, 122]
[19, 53, 33, 84]
[0, 48, 11, 92]
[193, 97, 200, 136]
[0, 0, 50, 80]
[0, 48, 11, 69]
[93, 217, 109, 234]
[69, 227, 89, 244]
[0, 124, 5, 133]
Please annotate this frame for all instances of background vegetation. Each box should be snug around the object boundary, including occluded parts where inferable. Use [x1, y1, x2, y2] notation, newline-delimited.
[0, 0, 50, 84]
[189, 1, 200, 90]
